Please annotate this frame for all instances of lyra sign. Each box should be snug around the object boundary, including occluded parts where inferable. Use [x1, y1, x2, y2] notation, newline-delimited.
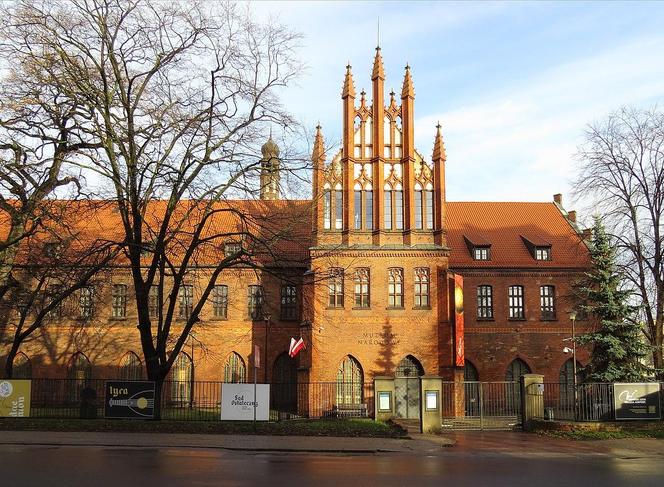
[0, 380, 31, 417]
[104, 381, 156, 419]
[221, 383, 270, 421]
[613, 383, 661, 421]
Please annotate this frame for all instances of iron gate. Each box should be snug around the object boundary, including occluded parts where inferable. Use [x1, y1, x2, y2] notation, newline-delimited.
[441, 381, 522, 430]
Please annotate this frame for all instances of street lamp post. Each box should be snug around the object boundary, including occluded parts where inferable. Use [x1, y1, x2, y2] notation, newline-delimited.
[569, 311, 578, 415]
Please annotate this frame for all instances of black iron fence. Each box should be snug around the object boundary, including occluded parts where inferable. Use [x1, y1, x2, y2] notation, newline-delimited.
[22, 379, 375, 421]
[540, 382, 664, 422]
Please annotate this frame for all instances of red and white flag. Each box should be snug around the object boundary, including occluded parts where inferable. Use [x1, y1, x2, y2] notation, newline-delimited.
[288, 337, 305, 358]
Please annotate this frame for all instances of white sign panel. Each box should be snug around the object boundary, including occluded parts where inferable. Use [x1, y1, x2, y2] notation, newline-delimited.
[221, 383, 270, 421]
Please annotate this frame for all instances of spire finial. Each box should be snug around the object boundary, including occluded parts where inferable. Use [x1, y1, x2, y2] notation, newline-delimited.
[371, 43, 385, 80]
[342, 63, 355, 97]
[401, 63, 414, 98]
[433, 122, 446, 162]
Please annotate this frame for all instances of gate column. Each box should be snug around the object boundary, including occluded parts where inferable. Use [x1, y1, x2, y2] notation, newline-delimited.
[373, 376, 395, 421]
[420, 376, 443, 434]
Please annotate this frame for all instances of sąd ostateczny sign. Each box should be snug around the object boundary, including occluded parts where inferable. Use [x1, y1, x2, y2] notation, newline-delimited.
[104, 381, 156, 419]
[613, 383, 661, 421]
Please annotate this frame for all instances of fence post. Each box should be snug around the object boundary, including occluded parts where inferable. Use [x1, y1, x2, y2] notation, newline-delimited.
[520, 374, 544, 431]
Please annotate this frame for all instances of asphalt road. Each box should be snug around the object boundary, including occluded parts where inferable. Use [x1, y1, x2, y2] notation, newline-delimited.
[2, 437, 664, 487]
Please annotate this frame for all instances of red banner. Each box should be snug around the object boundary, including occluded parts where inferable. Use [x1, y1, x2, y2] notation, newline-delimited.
[454, 274, 465, 367]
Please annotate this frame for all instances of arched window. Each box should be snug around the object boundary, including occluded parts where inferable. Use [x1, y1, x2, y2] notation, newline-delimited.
[414, 183, 423, 229]
[336, 355, 363, 406]
[118, 352, 143, 381]
[323, 183, 331, 229]
[395, 355, 424, 377]
[66, 352, 92, 402]
[505, 358, 531, 382]
[464, 361, 479, 382]
[224, 352, 246, 383]
[272, 352, 298, 413]
[384, 183, 392, 229]
[169, 352, 192, 405]
[334, 183, 343, 230]
[13, 352, 32, 379]
[559, 359, 583, 409]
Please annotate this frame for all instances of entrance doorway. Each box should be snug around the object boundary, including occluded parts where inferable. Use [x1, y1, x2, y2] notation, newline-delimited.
[394, 355, 424, 419]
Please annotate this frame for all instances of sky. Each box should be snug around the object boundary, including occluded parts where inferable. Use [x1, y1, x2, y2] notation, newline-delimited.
[256, 1, 664, 213]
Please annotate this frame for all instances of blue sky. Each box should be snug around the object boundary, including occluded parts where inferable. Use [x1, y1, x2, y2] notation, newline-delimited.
[259, 1, 664, 211]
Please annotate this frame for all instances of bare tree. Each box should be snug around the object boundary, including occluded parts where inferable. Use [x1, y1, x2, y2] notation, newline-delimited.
[574, 106, 664, 377]
[1, 0, 305, 415]
[0, 203, 119, 378]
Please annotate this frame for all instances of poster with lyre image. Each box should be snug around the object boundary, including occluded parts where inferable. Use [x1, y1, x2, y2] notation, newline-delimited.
[0, 380, 31, 417]
[104, 381, 156, 419]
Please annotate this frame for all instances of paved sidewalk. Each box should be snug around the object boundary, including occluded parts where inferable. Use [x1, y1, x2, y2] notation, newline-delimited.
[0, 430, 453, 454]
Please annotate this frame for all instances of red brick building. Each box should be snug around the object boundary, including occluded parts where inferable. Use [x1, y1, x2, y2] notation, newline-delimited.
[1, 49, 592, 417]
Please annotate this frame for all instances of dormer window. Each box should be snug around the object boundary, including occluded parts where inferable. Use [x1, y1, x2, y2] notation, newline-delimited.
[535, 246, 551, 261]
[464, 234, 491, 261]
[473, 247, 490, 261]
[521, 234, 552, 261]
[224, 242, 241, 258]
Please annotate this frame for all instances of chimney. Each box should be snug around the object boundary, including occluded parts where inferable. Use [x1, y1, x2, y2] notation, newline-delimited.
[553, 193, 562, 205]
[582, 228, 592, 240]
[567, 210, 576, 223]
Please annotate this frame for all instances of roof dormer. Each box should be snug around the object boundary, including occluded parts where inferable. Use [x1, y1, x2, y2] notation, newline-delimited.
[464, 234, 491, 261]
[520, 234, 552, 261]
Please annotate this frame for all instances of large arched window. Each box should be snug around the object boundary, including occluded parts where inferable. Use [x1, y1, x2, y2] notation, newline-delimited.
[118, 352, 143, 381]
[336, 355, 363, 406]
[169, 352, 192, 405]
[13, 352, 32, 379]
[272, 352, 298, 413]
[559, 358, 584, 410]
[224, 352, 246, 383]
[505, 358, 532, 382]
[66, 352, 92, 402]
[464, 361, 479, 382]
[395, 355, 424, 377]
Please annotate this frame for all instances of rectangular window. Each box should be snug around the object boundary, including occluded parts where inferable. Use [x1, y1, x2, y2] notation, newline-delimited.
[79, 286, 94, 319]
[473, 247, 490, 260]
[112, 284, 127, 318]
[354, 191, 362, 229]
[508, 285, 525, 319]
[395, 190, 403, 230]
[323, 190, 331, 229]
[280, 285, 298, 320]
[335, 190, 343, 229]
[535, 247, 551, 260]
[415, 190, 423, 229]
[178, 284, 193, 320]
[388, 268, 404, 308]
[384, 190, 392, 229]
[365, 191, 373, 230]
[148, 286, 160, 318]
[414, 268, 430, 308]
[248, 285, 264, 320]
[354, 268, 370, 308]
[477, 285, 493, 319]
[328, 268, 344, 308]
[540, 285, 556, 320]
[425, 190, 434, 229]
[212, 285, 228, 319]
[224, 242, 241, 258]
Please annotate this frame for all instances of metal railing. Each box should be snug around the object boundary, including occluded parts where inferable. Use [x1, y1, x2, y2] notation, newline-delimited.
[21, 379, 375, 421]
[540, 382, 664, 422]
[441, 381, 522, 430]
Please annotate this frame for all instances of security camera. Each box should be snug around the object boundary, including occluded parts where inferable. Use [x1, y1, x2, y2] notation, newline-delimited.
[563, 347, 572, 354]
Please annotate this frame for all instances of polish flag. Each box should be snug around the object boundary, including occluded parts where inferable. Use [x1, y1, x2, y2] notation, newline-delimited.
[289, 337, 305, 358]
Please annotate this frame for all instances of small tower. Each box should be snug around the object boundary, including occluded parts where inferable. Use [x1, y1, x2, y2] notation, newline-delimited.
[260, 134, 281, 200]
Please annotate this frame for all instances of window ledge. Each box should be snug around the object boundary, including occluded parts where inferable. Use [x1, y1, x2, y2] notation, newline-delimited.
[325, 306, 345, 310]
[208, 317, 229, 321]
[412, 306, 431, 310]
[508, 317, 527, 322]
[476, 317, 495, 322]
[352, 307, 371, 310]
[385, 306, 405, 311]
[109, 317, 128, 321]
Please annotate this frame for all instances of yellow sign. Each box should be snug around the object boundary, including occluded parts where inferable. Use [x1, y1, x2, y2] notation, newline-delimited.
[0, 380, 31, 417]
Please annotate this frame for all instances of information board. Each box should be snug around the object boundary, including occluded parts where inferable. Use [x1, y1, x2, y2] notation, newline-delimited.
[613, 383, 661, 421]
[221, 383, 270, 421]
[104, 381, 156, 419]
[0, 380, 31, 417]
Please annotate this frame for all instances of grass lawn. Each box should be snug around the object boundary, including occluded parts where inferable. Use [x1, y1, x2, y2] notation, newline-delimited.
[0, 417, 407, 438]
[538, 429, 664, 440]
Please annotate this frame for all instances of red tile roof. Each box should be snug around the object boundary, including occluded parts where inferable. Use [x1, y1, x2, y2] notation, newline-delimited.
[446, 202, 590, 268]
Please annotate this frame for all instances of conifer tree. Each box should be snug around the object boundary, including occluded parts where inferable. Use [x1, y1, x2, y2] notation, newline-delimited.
[576, 217, 650, 381]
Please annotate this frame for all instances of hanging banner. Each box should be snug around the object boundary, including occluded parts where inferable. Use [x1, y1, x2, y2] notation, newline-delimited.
[614, 383, 661, 421]
[0, 380, 31, 417]
[454, 274, 465, 367]
[104, 381, 156, 419]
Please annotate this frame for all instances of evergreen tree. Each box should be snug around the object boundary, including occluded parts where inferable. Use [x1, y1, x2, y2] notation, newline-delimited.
[576, 217, 650, 381]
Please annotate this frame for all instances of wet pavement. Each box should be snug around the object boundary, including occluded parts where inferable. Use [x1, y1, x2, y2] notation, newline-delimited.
[1, 431, 663, 486]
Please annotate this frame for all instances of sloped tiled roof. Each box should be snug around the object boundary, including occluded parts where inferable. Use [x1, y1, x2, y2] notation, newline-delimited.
[446, 202, 589, 268]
